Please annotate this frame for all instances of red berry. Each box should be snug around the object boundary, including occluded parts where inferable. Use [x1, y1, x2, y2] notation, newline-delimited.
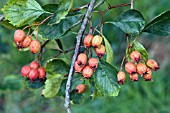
[136, 63, 147, 75]
[74, 61, 84, 73]
[146, 59, 160, 71]
[21, 65, 31, 77]
[30, 61, 40, 69]
[83, 34, 93, 47]
[92, 35, 102, 47]
[88, 58, 98, 70]
[30, 40, 41, 53]
[117, 71, 126, 85]
[77, 53, 87, 66]
[22, 36, 32, 48]
[76, 84, 86, 94]
[82, 66, 93, 78]
[130, 51, 141, 63]
[38, 67, 46, 79]
[125, 62, 136, 74]
[143, 68, 152, 81]
[94, 44, 106, 58]
[28, 69, 39, 81]
[14, 30, 26, 43]
[129, 73, 138, 81]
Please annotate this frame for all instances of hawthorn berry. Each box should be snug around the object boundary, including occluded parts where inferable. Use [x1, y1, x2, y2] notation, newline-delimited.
[21, 65, 31, 77]
[38, 67, 46, 79]
[129, 73, 138, 81]
[130, 50, 141, 63]
[125, 62, 136, 74]
[76, 84, 86, 94]
[74, 61, 84, 73]
[146, 59, 160, 71]
[117, 71, 126, 85]
[28, 69, 39, 81]
[77, 53, 87, 66]
[136, 63, 147, 75]
[94, 44, 106, 58]
[92, 35, 102, 47]
[14, 30, 26, 43]
[88, 58, 98, 70]
[30, 40, 41, 53]
[82, 66, 93, 78]
[22, 36, 32, 48]
[30, 61, 40, 69]
[83, 34, 93, 47]
[143, 68, 152, 81]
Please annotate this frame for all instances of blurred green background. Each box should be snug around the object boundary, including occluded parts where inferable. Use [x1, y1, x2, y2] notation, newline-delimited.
[0, 0, 170, 113]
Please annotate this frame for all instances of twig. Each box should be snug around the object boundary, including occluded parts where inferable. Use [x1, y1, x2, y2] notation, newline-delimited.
[64, 0, 97, 113]
[94, 0, 106, 9]
[0, 14, 4, 22]
[70, 4, 89, 12]
[131, 0, 134, 9]
[53, 47, 75, 58]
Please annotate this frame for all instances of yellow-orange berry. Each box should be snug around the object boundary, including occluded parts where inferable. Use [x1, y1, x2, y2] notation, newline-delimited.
[82, 66, 93, 78]
[74, 61, 84, 73]
[94, 44, 106, 58]
[76, 84, 86, 94]
[125, 62, 136, 74]
[88, 58, 98, 70]
[14, 30, 26, 43]
[30, 40, 41, 53]
[83, 34, 93, 47]
[136, 63, 147, 75]
[22, 36, 32, 48]
[146, 59, 160, 71]
[117, 71, 126, 85]
[129, 73, 138, 81]
[130, 51, 141, 63]
[143, 68, 152, 81]
[77, 53, 87, 66]
[92, 35, 102, 47]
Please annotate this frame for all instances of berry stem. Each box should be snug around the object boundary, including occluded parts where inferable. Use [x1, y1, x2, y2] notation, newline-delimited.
[64, 0, 97, 112]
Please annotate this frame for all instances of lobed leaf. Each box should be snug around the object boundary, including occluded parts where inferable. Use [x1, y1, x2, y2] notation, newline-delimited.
[43, 74, 65, 98]
[1, 0, 47, 27]
[103, 36, 114, 64]
[39, 12, 83, 40]
[106, 9, 145, 35]
[94, 59, 120, 97]
[48, 0, 73, 25]
[144, 10, 170, 36]
[45, 58, 70, 76]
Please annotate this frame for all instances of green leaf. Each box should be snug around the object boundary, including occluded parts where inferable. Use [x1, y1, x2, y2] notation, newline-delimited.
[106, 9, 145, 35]
[1, 20, 17, 30]
[23, 78, 45, 89]
[94, 59, 120, 97]
[70, 90, 85, 104]
[42, 4, 59, 13]
[45, 58, 69, 75]
[126, 41, 148, 61]
[39, 12, 83, 39]
[48, 0, 73, 25]
[1, 0, 47, 27]
[43, 74, 65, 98]
[144, 10, 170, 36]
[103, 36, 114, 64]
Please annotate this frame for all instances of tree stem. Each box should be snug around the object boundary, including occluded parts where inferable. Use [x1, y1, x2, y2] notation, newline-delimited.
[64, 0, 97, 113]
[131, 0, 134, 9]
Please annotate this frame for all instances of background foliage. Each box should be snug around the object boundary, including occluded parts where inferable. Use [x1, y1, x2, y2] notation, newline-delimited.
[0, 0, 170, 113]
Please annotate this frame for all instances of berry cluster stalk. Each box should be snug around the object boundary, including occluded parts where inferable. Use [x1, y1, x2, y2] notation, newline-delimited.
[64, 0, 97, 113]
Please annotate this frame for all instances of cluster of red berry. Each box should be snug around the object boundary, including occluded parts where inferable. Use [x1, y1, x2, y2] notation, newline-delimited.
[21, 61, 46, 81]
[14, 30, 41, 53]
[75, 34, 106, 94]
[117, 50, 160, 85]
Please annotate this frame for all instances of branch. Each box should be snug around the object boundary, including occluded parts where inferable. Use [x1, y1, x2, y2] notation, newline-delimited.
[131, 0, 134, 9]
[0, 14, 4, 22]
[94, 0, 105, 9]
[64, 0, 97, 113]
